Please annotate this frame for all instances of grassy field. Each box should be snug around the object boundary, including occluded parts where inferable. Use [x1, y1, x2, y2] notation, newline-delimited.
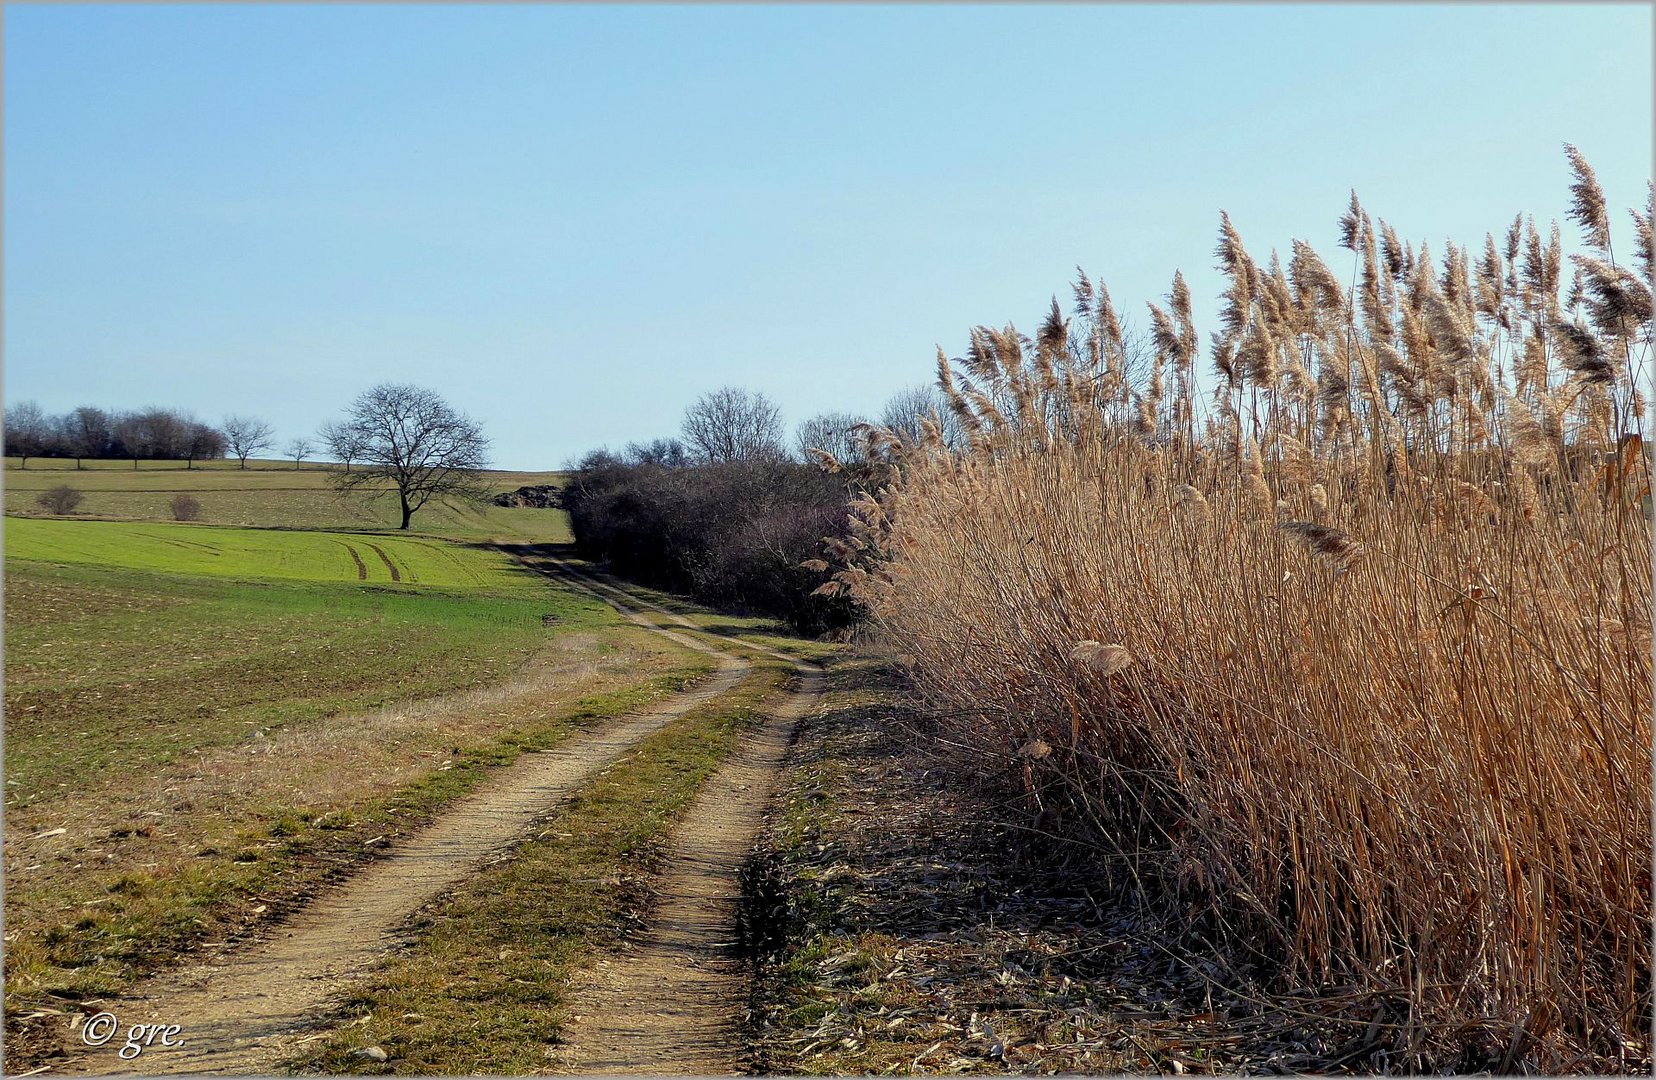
[2, 481, 716, 1053]
[4, 457, 569, 540]
[6, 555, 580, 809]
[8, 517, 533, 587]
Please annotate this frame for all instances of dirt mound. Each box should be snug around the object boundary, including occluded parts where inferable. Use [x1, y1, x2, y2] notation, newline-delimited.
[493, 485, 563, 509]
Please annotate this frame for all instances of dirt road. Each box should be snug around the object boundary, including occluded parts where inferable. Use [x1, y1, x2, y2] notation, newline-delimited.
[50, 560, 819, 1075]
[550, 638, 821, 1071]
[524, 553, 827, 1074]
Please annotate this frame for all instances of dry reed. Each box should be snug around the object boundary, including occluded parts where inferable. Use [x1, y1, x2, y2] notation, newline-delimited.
[816, 147, 1652, 1071]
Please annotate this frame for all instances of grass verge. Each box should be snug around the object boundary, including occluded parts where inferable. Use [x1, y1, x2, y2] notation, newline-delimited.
[3, 655, 716, 1068]
[282, 661, 795, 1075]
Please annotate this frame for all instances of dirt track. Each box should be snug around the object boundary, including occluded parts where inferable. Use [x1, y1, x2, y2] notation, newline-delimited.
[550, 667, 819, 1074]
[523, 555, 828, 1074]
[50, 559, 819, 1076]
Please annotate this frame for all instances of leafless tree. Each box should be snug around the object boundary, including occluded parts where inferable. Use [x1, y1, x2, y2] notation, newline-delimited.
[59, 407, 113, 468]
[223, 415, 275, 469]
[286, 437, 314, 470]
[5, 401, 53, 468]
[794, 411, 868, 467]
[624, 437, 689, 467]
[330, 383, 490, 530]
[113, 408, 185, 470]
[880, 384, 965, 450]
[680, 386, 786, 464]
[184, 420, 227, 470]
[318, 420, 364, 472]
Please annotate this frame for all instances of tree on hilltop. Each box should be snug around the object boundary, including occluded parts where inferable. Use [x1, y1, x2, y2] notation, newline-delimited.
[60, 407, 114, 469]
[329, 383, 489, 530]
[224, 415, 275, 469]
[286, 436, 314, 470]
[318, 420, 364, 472]
[4, 402, 54, 469]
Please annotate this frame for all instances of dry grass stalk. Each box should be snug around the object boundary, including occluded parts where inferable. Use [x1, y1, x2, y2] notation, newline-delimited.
[820, 148, 1652, 1071]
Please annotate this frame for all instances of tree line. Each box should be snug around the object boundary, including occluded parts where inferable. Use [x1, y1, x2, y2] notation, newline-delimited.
[563, 383, 959, 635]
[0, 402, 325, 471]
[11, 384, 489, 531]
[3, 404, 236, 469]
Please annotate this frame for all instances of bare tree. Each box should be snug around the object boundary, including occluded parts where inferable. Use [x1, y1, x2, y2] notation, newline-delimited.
[623, 437, 689, 467]
[112, 408, 185, 469]
[880, 384, 965, 450]
[680, 386, 785, 464]
[5, 401, 53, 469]
[184, 420, 227, 470]
[59, 406, 113, 469]
[794, 411, 868, 467]
[286, 437, 314, 470]
[223, 415, 275, 469]
[318, 420, 363, 472]
[330, 383, 490, 530]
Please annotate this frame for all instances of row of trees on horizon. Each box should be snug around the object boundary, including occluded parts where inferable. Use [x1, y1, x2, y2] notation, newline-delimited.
[5, 379, 967, 475]
[2, 403, 327, 471]
[9, 385, 491, 531]
[577, 382, 967, 474]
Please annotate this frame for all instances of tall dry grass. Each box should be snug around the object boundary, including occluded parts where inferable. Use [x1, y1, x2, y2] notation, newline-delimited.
[814, 148, 1652, 1069]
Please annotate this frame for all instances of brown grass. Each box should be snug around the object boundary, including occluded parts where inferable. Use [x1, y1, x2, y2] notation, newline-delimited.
[818, 148, 1652, 1070]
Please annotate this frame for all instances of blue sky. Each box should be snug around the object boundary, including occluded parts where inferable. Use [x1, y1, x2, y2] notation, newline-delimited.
[5, 3, 1651, 469]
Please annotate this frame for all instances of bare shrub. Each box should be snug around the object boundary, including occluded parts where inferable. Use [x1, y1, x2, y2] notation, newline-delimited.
[169, 494, 202, 522]
[563, 455, 856, 635]
[820, 148, 1651, 1071]
[35, 484, 84, 515]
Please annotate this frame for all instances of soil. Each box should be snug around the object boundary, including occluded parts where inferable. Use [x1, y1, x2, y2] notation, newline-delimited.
[549, 663, 822, 1074]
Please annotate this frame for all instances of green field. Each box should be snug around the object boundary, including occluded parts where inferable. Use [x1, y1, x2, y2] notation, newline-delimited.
[7, 517, 532, 587]
[4, 457, 570, 540]
[5, 529, 593, 809]
[3, 503, 711, 1031]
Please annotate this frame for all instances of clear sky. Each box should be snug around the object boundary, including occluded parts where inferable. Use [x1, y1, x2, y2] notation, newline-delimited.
[5, 3, 1651, 469]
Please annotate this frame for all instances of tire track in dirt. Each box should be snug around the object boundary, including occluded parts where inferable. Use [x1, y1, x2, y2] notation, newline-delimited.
[51, 565, 748, 1076]
[362, 542, 402, 583]
[533, 556, 799, 666]
[335, 540, 368, 580]
[540, 558, 826, 1075]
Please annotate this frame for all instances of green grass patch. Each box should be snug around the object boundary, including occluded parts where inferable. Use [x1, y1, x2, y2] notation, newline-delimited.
[7, 517, 542, 586]
[284, 661, 795, 1075]
[4, 554, 599, 808]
